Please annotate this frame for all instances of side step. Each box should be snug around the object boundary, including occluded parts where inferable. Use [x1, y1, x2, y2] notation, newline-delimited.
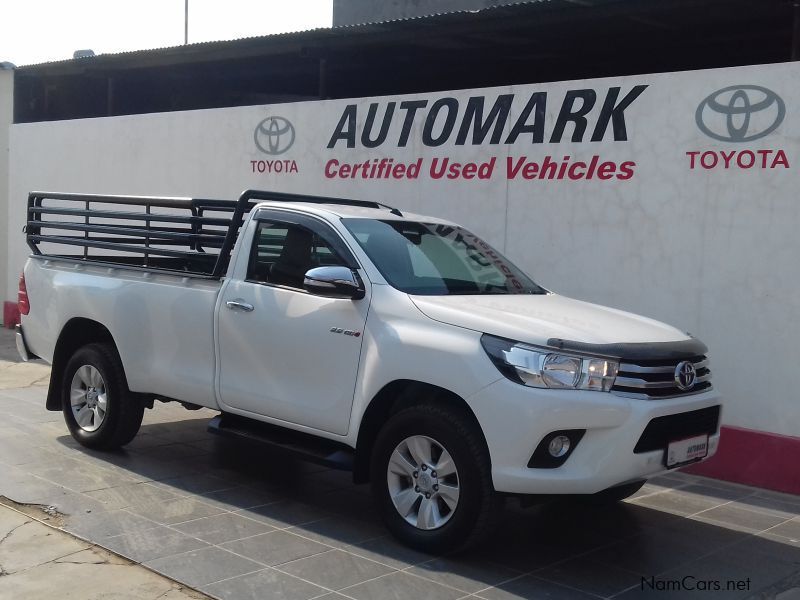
[208, 414, 355, 471]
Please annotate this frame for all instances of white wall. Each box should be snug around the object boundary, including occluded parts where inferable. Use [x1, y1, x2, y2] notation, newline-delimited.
[0, 69, 12, 315]
[7, 61, 799, 437]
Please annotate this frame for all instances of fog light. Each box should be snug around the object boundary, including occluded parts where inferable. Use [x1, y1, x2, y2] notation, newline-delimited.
[548, 435, 571, 458]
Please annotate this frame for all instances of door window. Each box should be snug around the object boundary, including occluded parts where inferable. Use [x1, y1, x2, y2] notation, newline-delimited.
[248, 220, 349, 289]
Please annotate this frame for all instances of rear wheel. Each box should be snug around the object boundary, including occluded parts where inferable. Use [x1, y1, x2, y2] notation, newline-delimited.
[371, 404, 500, 553]
[62, 343, 143, 449]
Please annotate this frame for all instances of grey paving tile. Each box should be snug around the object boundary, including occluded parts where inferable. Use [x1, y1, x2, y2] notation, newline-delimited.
[41, 490, 108, 517]
[0, 439, 63, 466]
[135, 442, 210, 461]
[200, 485, 283, 510]
[408, 556, 520, 594]
[26, 457, 140, 492]
[84, 481, 179, 509]
[127, 496, 225, 525]
[478, 574, 598, 600]
[692, 504, 791, 533]
[768, 518, 800, 541]
[203, 568, 327, 600]
[172, 512, 275, 544]
[103, 526, 209, 562]
[278, 548, 394, 590]
[535, 556, 642, 597]
[739, 493, 800, 519]
[121, 432, 176, 451]
[586, 528, 715, 576]
[343, 571, 464, 600]
[151, 473, 237, 495]
[235, 500, 330, 529]
[71, 451, 202, 482]
[680, 483, 756, 503]
[640, 536, 800, 600]
[145, 546, 263, 588]
[629, 488, 727, 516]
[287, 515, 386, 546]
[221, 530, 330, 566]
[758, 532, 800, 548]
[342, 536, 436, 570]
[317, 489, 380, 520]
[64, 508, 160, 539]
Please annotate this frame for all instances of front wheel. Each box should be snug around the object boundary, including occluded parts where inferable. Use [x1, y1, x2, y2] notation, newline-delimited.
[371, 404, 500, 553]
[62, 343, 144, 449]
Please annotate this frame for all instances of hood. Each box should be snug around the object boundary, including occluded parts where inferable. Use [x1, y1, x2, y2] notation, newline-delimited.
[409, 293, 690, 347]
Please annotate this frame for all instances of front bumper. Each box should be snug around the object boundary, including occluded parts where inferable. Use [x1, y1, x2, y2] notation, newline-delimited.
[466, 377, 722, 495]
[15, 324, 38, 362]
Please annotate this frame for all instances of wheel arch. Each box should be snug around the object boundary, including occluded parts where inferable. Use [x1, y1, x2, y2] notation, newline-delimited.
[45, 318, 118, 411]
[353, 379, 488, 484]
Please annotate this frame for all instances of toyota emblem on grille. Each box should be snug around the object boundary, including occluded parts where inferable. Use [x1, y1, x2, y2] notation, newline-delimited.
[674, 361, 697, 391]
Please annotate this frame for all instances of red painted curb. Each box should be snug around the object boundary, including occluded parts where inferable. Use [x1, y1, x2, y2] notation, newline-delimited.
[2, 301, 19, 329]
[684, 425, 800, 496]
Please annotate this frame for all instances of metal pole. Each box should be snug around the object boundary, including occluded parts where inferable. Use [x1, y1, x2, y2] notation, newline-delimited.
[184, 0, 189, 45]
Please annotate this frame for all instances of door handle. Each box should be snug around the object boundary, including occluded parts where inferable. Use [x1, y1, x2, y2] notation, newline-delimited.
[226, 299, 254, 312]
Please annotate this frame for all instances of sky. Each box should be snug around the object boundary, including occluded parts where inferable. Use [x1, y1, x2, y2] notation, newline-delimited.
[0, 0, 333, 66]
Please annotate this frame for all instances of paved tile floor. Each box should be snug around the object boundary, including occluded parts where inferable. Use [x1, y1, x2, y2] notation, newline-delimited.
[0, 384, 799, 599]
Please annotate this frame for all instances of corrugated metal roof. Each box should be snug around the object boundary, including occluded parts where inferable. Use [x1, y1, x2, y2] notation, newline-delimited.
[15, 0, 552, 69]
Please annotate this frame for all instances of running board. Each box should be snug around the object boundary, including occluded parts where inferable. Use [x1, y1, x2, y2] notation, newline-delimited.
[208, 414, 354, 471]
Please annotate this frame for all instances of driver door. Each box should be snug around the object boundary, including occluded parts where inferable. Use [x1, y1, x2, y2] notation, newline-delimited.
[217, 211, 369, 435]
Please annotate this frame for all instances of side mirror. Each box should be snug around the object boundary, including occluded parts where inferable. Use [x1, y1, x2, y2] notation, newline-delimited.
[303, 266, 365, 300]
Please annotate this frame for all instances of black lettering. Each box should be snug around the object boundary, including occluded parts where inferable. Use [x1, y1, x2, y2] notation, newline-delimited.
[398, 100, 428, 147]
[505, 92, 546, 144]
[361, 102, 396, 148]
[455, 95, 514, 145]
[550, 89, 596, 143]
[591, 85, 648, 141]
[423, 98, 459, 146]
[327, 105, 357, 148]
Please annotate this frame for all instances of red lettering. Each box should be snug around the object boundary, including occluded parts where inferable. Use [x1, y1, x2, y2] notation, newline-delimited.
[773, 149, 790, 168]
[700, 151, 718, 169]
[616, 161, 635, 180]
[567, 162, 586, 180]
[506, 156, 527, 178]
[597, 161, 615, 180]
[737, 150, 755, 168]
[324, 159, 338, 178]
[720, 151, 735, 169]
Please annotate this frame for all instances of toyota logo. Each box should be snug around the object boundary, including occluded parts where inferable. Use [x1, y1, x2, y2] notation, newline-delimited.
[695, 85, 785, 142]
[674, 361, 697, 391]
[254, 116, 295, 155]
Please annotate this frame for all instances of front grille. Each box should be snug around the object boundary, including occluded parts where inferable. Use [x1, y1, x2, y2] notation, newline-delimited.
[634, 405, 721, 453]
[611, 355, 712, 399]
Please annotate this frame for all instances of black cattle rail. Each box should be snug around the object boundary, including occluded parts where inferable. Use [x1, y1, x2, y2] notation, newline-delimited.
[26, 189, 401, 278]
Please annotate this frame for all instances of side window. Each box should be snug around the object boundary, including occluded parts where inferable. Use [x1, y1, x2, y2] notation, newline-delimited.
[247, 220, 348, 289]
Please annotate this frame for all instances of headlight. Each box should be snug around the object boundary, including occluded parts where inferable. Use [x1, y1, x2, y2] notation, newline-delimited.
[481, 334, 618, 392]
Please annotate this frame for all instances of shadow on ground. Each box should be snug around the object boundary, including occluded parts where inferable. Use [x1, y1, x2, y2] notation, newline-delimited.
[0, 388, 799, 600]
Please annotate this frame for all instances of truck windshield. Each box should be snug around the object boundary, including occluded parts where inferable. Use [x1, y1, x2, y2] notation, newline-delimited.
[341, 218, 546, 295]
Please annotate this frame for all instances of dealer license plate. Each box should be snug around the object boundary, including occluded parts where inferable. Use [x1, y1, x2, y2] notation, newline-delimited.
[666, 434, 708, 468]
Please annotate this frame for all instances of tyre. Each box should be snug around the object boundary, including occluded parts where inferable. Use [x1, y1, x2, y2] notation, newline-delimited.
[370, 403, 500, 553]
[62, 343, 144, 449]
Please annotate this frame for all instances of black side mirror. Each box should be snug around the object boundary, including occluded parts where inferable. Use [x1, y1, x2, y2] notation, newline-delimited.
[303, 266, 366, 300]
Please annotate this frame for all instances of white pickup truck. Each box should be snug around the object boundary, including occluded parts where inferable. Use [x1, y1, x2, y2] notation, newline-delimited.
[16, 190, 721, 551]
